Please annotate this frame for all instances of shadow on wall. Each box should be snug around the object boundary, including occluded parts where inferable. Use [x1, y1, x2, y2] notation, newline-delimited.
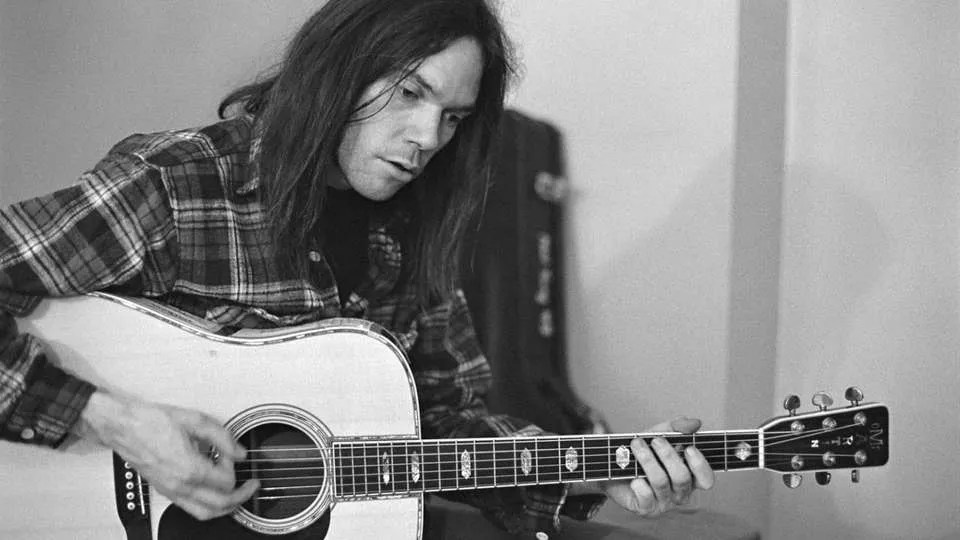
[566, 154, 734, 431]
[774, 165, 938, 540]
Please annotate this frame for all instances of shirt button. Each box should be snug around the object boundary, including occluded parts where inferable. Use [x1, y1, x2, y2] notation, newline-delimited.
[20, 427, 35, 441]
[308, 251, 323, 262]
[535, 532, 549, 540]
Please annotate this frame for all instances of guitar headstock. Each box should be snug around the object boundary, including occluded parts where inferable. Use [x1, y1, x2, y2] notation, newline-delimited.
[759, 388, 888, 487]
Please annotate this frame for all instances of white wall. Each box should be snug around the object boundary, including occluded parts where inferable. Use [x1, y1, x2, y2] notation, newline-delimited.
[0, 1, 319, 203]
[773, 2, 960, 539]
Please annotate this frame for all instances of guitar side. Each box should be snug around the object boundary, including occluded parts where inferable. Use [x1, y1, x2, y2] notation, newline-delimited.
[0, 293, 424, 540]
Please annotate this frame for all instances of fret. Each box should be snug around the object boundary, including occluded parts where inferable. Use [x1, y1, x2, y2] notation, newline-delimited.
[393, 441, 410, 494]
[724, 432, 729, 471]
[583, 436, 610, 482]
[559, 437, 583, 483]
[514, 438, 537, 486]
[492, 439, 514, 487]
[602, 436, 636, 481]
[363, 442, 378, 496]
[665, 434, 695, 467]
[536, 437, 561, 485]
[340, 443, 356, 497]
[332, 444, 341, 499]
[607, 435, 612, 480]
[378, 441, 386, 494]
[438, 441, 459, 491]
[474, 439, 496, 489]
[406, 440, 424, 492]
[454, 440, 478, 490]
[379, 441, 396, 495]
[724, 432, 760, 471]
[421, 441, 440, 492]
[694, 432, 732, 472]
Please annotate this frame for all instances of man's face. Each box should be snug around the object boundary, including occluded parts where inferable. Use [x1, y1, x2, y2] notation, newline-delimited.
[331, 36, 483, 201]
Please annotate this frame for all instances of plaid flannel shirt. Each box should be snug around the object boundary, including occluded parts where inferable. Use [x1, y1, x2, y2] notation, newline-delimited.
[0, 116, 604, 534]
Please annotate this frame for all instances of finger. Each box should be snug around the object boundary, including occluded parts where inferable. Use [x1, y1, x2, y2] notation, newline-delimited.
[650, 437, 693, 505]
[631, 438, 671, 506]
[180, 410, 247, 461]
[685, 446, 716, 490]
[669, 416, 702, 434]
[193, 456, 240, 493]
[182, 478, 259, 519]
[173, 497, 221, 522]
[628, 478, 659, 516]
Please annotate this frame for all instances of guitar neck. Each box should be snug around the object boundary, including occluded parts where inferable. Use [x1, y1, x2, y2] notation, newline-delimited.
[331, 430, 760, 500]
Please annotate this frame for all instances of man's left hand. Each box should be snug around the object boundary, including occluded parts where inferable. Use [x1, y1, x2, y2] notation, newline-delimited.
[600, 416, 715, 517]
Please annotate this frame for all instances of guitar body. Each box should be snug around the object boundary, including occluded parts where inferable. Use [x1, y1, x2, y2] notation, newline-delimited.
[0, 293, 424, 540]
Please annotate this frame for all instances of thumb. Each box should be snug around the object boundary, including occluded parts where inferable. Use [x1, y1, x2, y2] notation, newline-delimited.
[669, 416, 702, 434]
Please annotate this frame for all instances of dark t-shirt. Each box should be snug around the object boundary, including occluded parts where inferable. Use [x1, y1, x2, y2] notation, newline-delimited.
[320, 188, 371, 306]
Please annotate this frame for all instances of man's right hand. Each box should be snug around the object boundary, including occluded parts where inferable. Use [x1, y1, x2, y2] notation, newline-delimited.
[73, 390, 260, 520]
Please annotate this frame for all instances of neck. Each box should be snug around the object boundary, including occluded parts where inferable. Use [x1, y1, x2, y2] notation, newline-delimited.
[330, 430, 761, 501]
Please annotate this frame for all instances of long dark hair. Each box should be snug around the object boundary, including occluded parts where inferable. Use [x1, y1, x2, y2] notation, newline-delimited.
[219, 0, 514, 306]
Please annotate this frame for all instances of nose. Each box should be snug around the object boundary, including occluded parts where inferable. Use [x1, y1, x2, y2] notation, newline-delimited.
[405, 107, 442, 152]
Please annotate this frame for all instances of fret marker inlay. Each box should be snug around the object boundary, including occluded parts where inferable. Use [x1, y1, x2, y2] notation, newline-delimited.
[564, 447, 579, 472]
[460, 450, 472, 480]
[520, 448, 533, 476]
[616, 446, 631, 470]
[411, 451, 421, 483]
[381, 452, 392, 486]
[735, 442, 752, 462]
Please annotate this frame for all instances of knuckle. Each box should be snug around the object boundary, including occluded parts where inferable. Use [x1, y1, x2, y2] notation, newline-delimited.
[648, 475, 670, 491]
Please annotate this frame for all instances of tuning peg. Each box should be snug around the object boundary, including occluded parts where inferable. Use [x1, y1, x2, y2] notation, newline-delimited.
[851, 470, 860, 483]
[812, 391, 833, 411]
[783, 395, 801, 415]
[782, 473, 802, 489]
[815, 472, 832, 485]
[845, 386, 864, 406]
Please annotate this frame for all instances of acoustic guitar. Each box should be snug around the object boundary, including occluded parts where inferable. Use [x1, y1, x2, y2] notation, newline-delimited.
[0, 293, 889, 539]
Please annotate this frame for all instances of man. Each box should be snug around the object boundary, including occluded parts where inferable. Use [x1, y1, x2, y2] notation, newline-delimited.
[0, 0, 713, 537]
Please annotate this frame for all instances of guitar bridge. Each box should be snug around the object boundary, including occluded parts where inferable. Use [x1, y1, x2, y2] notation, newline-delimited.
[112, 452, 151, 539]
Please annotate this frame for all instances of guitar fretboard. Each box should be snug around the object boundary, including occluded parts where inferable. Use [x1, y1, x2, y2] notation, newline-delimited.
[332, 431, 759, 500]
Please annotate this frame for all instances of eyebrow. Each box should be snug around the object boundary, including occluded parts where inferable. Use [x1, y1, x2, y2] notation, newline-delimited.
[408, 73, 476, 115]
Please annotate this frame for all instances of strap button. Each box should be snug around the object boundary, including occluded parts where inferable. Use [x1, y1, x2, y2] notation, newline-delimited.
[20, 427, 35, 441]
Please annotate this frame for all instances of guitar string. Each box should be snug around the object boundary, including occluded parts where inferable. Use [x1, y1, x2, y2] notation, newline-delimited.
[235, 424, 857, 459]
[134, 450, 852, 504]
[231, 433, 830, 469]
[128, 425, 871, 502]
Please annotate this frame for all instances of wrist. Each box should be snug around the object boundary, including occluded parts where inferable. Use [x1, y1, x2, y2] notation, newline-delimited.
[72, 390, 125, 444]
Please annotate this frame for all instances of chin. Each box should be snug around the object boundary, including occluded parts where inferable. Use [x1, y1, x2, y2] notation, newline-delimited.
[357, 185, 401, 202]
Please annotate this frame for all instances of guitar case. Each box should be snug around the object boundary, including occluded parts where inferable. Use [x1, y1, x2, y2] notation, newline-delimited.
[462, 109, 602, 436]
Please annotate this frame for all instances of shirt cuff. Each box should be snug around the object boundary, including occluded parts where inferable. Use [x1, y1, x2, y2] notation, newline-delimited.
[2, 358, 96, 447]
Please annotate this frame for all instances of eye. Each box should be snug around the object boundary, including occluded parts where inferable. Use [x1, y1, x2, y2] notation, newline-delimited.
[445, 113, 466, 127]
[398, 85, 419, 101]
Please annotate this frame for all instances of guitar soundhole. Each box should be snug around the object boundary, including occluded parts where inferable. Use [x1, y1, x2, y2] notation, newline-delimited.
[236, 422, 325, 520]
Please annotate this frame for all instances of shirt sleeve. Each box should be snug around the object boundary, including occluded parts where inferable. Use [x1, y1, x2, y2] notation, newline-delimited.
[0, 148, 176, 447]
[409, 289, 606, 534]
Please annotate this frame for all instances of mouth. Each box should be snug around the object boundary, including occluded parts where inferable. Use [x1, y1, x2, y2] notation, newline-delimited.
[384, 159, 421, 179]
